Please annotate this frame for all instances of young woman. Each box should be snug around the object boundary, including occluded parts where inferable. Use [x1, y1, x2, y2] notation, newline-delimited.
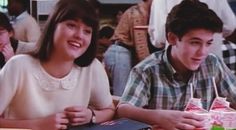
[0, 12, 16, 68]
[0, 12, 36, 69]
[0, 0, 115, 130]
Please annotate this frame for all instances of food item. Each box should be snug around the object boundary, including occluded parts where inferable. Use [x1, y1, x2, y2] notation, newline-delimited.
[210, 97, 236, 129]
[185, 98, 211, 130]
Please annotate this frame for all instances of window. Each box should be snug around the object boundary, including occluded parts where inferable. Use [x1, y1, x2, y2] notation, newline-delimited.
[0, 0, 8, 13]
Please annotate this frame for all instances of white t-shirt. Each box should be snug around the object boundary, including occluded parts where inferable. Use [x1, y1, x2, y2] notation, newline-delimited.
[12, 11, 41, 43]
[16, 41, 37, 54]
[0, 54, 112, 119]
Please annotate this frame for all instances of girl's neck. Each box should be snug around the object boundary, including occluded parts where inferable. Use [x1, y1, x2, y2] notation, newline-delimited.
[41, 58, 74, 78]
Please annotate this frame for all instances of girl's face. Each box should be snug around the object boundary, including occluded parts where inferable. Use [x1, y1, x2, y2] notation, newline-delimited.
[0, 28, 12, 51]
[53, 19, 92, 61]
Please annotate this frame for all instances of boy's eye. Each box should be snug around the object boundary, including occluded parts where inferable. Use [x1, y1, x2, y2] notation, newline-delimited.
[207, 42, 213, 46]
[190, 41, 200, 45]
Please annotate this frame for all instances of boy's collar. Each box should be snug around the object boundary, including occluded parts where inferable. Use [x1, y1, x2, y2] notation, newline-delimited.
[164, 45, 200, 82]
[164, 45, 177, 75]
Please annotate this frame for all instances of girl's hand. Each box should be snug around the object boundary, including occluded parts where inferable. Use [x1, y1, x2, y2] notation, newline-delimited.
[0, 43, 5, 51]
[34, 112, 69, 130]
[64, 106, 92, 126]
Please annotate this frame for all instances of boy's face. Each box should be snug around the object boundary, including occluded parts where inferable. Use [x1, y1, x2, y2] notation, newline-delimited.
[169, 29, 214, 72]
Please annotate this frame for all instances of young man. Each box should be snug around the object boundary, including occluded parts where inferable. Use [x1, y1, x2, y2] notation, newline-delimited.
[148, 0, 236, 59]
[117, 0, 236, 130]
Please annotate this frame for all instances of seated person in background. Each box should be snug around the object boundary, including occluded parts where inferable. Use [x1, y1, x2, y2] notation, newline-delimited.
[222, 40, 236, 75]
[103, 0, 156, 96]
[96, 25, 114, 61]
[226, 0, 236, 43]
[117, 0, 236, 130]
[0, 12, 35, 68]
[0, 0, 115, 130]
[0, 12, 15, 68]
[7, 0, 41, 42]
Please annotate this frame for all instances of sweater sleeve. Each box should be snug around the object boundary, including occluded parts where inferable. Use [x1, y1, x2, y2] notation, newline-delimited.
[0, 56, 21, 115]
[89, 59, 113, 109]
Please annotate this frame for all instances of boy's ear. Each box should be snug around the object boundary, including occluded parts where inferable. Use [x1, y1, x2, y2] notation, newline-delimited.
[167, 32, 178, 45]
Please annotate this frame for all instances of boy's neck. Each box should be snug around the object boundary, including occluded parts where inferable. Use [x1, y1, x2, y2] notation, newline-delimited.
[167, 46, 192, 78]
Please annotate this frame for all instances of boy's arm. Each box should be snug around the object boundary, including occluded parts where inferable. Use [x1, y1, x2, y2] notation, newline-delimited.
[117, 103, 204, 130]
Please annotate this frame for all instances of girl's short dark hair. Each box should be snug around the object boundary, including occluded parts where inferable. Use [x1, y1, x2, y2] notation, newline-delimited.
[32, 0, 99, 67]
[165, 0, 223, 40]
[0, 12, 13, 32]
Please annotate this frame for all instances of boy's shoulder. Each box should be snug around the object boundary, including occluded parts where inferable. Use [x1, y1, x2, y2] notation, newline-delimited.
[134, 50, 165, 72]
[204, 54, 220, 65]
[199, 53, 224, 73]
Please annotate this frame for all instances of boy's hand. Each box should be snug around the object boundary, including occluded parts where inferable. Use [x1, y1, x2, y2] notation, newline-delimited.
[156, 110, 204, 130]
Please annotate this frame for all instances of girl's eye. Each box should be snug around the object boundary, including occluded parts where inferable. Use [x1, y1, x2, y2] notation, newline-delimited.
[67, 23, 76, 29]
[84, 29, 92, 35]
[0, 30, 7, 35]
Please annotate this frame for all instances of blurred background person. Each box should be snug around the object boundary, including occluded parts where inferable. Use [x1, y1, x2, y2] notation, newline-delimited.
[114, 10, 123, 26]
[96, 25, 114, 62]
[7, 0, 41, 43]
[0, 11, 15, 68]
[0, 12, 36, 69]
[103, 0, 158, 96]
[87, 0, 101, 16]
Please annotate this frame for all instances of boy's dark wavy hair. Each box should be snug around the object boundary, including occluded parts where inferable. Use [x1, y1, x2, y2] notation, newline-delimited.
[165, 0, 223, 40]
[31, 0, 99, 67]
